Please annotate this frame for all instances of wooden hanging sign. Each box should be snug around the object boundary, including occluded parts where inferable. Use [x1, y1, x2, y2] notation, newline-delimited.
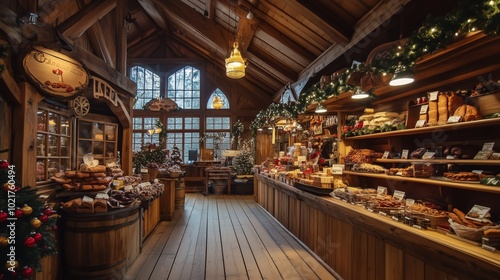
[22, 45, 89, 99]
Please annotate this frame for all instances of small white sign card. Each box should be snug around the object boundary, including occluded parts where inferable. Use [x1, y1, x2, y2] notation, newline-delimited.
[415, 120, 426, 128]
[401, 149, 409, 159]
[428, 91, 439, 101]
[393, 190, 405, 202]
[482, 142, 495, 151]
[377, 186, 387, 198]
[447, 115, 461, 123]
[382, 151, 390, 159]
[422, 151, 436, 159]
[465, 205, 491, 222]
[420, 104, 429, 115]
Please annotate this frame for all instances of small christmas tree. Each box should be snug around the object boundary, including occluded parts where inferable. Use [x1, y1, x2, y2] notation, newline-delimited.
[0, 159, 59, 279]
[233, 152, 253, 176]
[169, 146, 183, 166]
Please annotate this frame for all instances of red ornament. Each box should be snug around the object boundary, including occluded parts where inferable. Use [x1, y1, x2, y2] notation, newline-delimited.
[24, 237, 36, 248]
[39, 214, 48, 222]
[43, 207, 54, 216]
[34, 233, 43, 242]
[22, 266, 33, 277]
[0, 160, 8, 169]
[53, 225, 58, 231]
[0, 272, 3, 280]
[0, 211, 7, 222]
[14, 208, 23, 218]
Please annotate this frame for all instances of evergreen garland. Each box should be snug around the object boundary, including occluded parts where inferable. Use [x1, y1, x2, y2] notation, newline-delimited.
[251, 0, 500, 133]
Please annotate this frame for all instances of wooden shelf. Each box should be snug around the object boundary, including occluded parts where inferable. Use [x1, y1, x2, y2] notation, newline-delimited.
[343, 171, 500, 194]
[345, 117, 500, 140]
[373, 158, 500, 165]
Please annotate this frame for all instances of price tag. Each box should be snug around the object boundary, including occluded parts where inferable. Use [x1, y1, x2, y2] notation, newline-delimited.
[367, 208, 374, 213]
[472, 170, 483, 174]
[382, 151, 390, 159]
[428, 91, 439, 101]
[392, 216, 399, 222]
[422, 151, 435, 159]
[419, 104, 429, 114]
[379, 211, 387, 216]
[140, 168, 148, 173]
[332, 164, 344, 175]
[401, 149, 409, 159]
[333, 196, 341, 200]
[406, 199, 415, 206]
[482, 142, 495, 151]
[447, 115, 461, 123]
[377, 186, 387, 197]
[415, 120, 426, 128]
[412, 225, 422, 230]
[482, 244, 497, 252]
[474, 150, 493, 160]
[393, 190, 405, 202]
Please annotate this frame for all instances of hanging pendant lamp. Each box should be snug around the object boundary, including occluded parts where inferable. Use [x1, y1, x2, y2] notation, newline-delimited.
[225, 42, 247, 79]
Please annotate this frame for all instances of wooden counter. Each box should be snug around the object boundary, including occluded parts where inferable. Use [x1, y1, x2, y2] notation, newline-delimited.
[255, 174, 500, 280]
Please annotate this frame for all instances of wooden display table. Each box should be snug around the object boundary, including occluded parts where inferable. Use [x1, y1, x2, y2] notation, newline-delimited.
[183, 161, 222, 192]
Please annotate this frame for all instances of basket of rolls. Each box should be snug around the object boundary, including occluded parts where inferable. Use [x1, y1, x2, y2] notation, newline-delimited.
[448, 208, 499, 241]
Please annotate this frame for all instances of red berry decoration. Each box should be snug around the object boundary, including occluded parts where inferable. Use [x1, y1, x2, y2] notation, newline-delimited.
[22, 266, 33, 277]
[43, 207, 54, 216]
[0, 160, 8, 169]
[24, 237, 36, 248]
[34, 233, 43, 242]
[0, 272, 3, 280]
[14, 208, 23, 218]
[39, 214, 48, 222]
[0, 211, 7, 222]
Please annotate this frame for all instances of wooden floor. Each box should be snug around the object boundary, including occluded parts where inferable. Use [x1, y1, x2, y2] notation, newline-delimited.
[125, 193, 339, 280]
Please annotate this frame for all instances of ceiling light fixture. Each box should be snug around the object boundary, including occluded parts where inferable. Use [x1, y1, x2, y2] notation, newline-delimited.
[389, 65, 414, 86]
[352, 88, 370, 99]
[315, 103, 327, 113]
[246, 10, 254, 20]
[225, 42, 247, 79]
[212, 94, 224, 109]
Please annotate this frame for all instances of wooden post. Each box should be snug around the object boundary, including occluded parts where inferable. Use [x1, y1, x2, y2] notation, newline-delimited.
[12, 82, 44, 187]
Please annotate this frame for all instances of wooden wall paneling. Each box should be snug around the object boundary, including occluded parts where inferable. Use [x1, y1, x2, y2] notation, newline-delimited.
[403, 253, 425, 280]
[256, 133, 274, 164]
[424, 263, 452, 279]
[115, 0, 127, 74]
[385, 243, 403, 280]
[315, 209, 326, 260]
[277, 191, 288, 227]
[341, 219, 353, 280]
[288, 195, 300, 237]
[352, 229, 369, 280]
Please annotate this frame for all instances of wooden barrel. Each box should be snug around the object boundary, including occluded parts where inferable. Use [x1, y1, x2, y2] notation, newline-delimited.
[63, 207, 140, 280]
[175, 178, 185, 209]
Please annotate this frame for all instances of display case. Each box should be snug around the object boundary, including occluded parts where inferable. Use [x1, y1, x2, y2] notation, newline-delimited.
[77, 120, 117, 166]
[36, 107, 71, 182]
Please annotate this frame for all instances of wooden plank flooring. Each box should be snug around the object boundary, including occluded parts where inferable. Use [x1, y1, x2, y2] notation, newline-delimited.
[125, 193, 338, 280]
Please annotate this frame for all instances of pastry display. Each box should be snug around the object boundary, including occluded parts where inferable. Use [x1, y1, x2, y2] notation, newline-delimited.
[444, 172, 480, 181]
[453, 104, 481, 122]
[352, 163, 386, 173]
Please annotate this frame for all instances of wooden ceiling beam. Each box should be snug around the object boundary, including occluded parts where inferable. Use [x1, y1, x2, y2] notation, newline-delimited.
[87, 22, 115, 68]
[38, 0, 74, 24]
[247, 45, 297, 80]
[57, 0, 117, 41]
[115, 0, 127, 73]
[299, 0, 411, 81]
[288, 0, 351, 44]
[127, 27, 158, 50]
[137, 0, 168, 30]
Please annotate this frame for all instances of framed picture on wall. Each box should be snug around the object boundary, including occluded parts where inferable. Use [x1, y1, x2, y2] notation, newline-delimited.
[313, 124, 323, 135]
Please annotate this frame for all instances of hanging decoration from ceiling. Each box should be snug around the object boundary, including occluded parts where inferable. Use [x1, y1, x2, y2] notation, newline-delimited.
[251, 0, 500, 134]
[144, 97, 181, 112]
[225, 42, 247, 79]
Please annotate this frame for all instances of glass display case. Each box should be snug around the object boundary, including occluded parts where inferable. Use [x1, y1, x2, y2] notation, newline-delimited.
[36, 109, 71, 182]
[77, 120, 117, 166]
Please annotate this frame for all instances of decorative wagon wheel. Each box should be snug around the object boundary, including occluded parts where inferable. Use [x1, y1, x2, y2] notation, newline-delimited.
[72, 96, 90, 117]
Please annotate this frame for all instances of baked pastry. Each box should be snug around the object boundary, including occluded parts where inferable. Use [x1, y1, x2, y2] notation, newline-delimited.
[94, 198, 107, 213]
[411, 148, 427, 159]
[453, 105, 481, 122]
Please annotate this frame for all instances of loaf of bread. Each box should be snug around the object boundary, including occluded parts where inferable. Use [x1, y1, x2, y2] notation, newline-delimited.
[447, 92, 463, 115]
[453, 105, 481, 122]
[438, 93, 448, 124]
[428, 109, 438, 125]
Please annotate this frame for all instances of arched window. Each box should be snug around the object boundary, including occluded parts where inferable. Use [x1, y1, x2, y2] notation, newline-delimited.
[167, 66, 201, 109]
[130, 66, 161, 110]
[207, 88, 230, 109]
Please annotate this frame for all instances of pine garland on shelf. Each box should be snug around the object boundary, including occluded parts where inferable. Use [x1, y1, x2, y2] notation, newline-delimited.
[251, 0, 500, 133]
